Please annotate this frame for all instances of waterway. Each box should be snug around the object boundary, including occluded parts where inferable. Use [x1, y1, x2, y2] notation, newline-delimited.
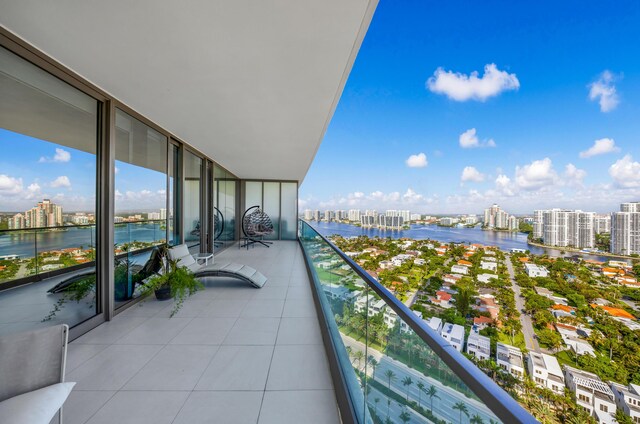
[0, 223, 165, 259]
[310, 221, 631, 264]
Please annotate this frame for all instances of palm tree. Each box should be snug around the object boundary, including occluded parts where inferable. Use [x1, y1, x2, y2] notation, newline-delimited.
[416, 380, 425, 409]
[401, 376, 413, 402]
[399, 410, 411, 423]
[352, 350, 365, 371]
[453, 401, 469, 424]
[368, 356, 378, 378]
[469, 414, 485, 424]
[373, 397, 380, 417]
[384, 369, 396, 391]
[425, 385, 440, 413]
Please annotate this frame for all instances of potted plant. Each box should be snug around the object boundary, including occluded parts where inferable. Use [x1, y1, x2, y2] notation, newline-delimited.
[139, 251, 203, 317]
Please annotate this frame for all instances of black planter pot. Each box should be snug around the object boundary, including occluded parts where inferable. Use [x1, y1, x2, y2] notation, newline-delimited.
[154, 286, 172, 301]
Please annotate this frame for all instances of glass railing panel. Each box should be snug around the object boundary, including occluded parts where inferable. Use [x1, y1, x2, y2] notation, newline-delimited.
[299, 221, 370, 423]
[299, 220, 532, 424]
[114, 219, 166, 308]
[0, 224, 98, 336]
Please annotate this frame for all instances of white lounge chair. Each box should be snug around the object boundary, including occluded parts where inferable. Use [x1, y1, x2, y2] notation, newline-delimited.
[0, 324, 74, 424]
[168, 244, 267, 288]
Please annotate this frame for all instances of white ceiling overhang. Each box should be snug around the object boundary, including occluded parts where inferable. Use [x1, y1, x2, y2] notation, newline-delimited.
[0, 0, 377, 182]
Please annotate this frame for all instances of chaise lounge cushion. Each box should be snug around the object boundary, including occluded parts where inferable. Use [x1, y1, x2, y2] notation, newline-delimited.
[168, 244, 200, 272]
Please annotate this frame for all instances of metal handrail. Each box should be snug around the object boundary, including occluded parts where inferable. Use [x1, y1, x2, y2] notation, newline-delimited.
[298, 220, 537, 424]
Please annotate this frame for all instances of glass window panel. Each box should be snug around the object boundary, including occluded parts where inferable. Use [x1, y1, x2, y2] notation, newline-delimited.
[183, 150, 202, 249]
[168, 143, 180, 245]
[114, 109, 167, 308]
[280, 182, 297, 240]
[0, 46, 99, 334]
[263, 182, 280, 240]
[244, 181, 262, 211]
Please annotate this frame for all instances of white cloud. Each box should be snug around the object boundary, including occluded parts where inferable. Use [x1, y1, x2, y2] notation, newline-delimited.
[459, 128, 496, 149]
[426, 63, 520, 102]
[564, 163, 587, 186]
[39, 148, 71, 163]
[515, 157, 557, 190]
[588, 71, 620, 112]
[314, 188, 438, 211]
[609, 155, 640, 188]
[579, 138, 620, 158]
[495, 174, 515, 196]
[406, 152, 428, 168]
[0, 174, 23, 195]
[50, 176, 71, 188]
[460, 166, 485, 183]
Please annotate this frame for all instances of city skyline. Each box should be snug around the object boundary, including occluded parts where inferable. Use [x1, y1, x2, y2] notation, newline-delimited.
[299, 1, 640, 214]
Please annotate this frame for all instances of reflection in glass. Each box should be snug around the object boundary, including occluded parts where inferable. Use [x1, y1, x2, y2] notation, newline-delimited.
[299, 221, 502, 424]
[213, 165, 237, 251]
[0, 46, 99, 335]
[114, 109, 167, 308]
[183, 151, 202, 248]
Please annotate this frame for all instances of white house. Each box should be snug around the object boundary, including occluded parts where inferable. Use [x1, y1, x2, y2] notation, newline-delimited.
[477, 273, 498, 284]
[480, 261, 498, 272]
[524, 263, 549, 278]
[496, 343, 525, 379]
[564, 366, 616, 424]
[413, 258, 426, 266]
[440, 322, 465, 352]
[609, 382, 640, 424]
[353, 295, 386, 316]
[384, 308, 423, 333]
[451, 265, 469, 275]
[466, 333, 491, 361]
[425, 317, 443, 335]
[443, 274, 463, 285]
[527, 352, 565, 394]
[323, 286, 359, 302]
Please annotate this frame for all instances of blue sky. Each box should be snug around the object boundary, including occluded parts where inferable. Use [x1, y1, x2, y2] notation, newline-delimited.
[0, 129, 166, 213]
[300, 0, 640, 214]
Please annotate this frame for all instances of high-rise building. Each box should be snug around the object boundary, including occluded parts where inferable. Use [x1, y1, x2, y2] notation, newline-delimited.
[594, 214, 611, 234]
[610, 202, 640, 255]
[378, 214, 403, 230]
[8, 213, 25, 229]
[535, 209, 595, 249]
[348, 209, 360, 222]
[324, 210, 333, 222]
[484, 204, 517, 230]
[303, 209, 313, 220]
[313, 210, 321, 221]
[148, 212, 161, 220]
[160, 208, 167, 220]
[533, 210, 544, 239]
[16, 199, 63, 229]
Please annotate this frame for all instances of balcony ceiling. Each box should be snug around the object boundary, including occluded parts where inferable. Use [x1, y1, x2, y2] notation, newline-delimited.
[0, 0, 377, 181]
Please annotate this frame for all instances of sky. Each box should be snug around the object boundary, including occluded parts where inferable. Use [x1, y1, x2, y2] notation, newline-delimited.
[0, 129, 166, 213]
[299, 0, 640, 215]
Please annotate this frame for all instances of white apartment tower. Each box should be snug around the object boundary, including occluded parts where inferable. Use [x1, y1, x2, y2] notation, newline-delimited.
[535, 209, 595, 249]
[484, 204, 517, 230]
[611, 202, 640, 256]
[303, 209, 313, 220]
[533, 210, 544, 239]
[594, 214, 611, 235]
[348, 209, 361, 222]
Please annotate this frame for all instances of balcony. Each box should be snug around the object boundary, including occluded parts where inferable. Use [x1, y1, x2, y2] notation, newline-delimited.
[61, 241, 339, 424]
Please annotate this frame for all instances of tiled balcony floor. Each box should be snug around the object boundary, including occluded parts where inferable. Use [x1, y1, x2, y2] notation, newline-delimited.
[62, 241, 339, 424]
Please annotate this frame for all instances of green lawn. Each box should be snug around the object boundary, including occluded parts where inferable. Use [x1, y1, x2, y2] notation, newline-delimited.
[497, 331, 526, 350]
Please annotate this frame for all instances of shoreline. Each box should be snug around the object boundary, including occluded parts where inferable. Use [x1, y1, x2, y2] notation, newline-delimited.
[526, 240, 639, 261]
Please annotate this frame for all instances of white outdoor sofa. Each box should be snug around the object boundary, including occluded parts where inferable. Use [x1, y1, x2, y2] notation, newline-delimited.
[168, 244, 267, 288]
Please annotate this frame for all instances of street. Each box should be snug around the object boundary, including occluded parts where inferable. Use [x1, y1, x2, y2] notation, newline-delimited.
[505, 254, 540, 352]
[343, 335, 499, 423]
